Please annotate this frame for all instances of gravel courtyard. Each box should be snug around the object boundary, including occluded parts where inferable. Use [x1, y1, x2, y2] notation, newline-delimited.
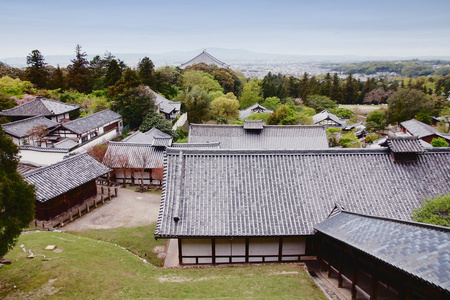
[61, 187, 161, 232]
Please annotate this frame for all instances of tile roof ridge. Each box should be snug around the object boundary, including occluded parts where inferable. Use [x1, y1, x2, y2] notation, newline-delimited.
[332, 209, 450, 232]
[165, 147, 391, 155]
[172, 150, 185, 223]
[39, 97, 79, 108]
[1, 114, 55, 126]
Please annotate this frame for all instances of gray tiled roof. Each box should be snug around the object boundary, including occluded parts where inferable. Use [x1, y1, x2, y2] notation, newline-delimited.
[312, 109, 347, 127]
[171, 142, 221, 149]
[243, 120, 264, 130]
[155, 148, 450, 238]
[239, 103, 273, 120]
[384, 136, 424, 153]
[314, 211, 450, 291]
[152, 137, 173, 147]
[180, 50, 230, 69]
[62, 109, 122, 134]
[53, 138, 79, 150]
[148, 88, 181, 115]
[0, 96, 79, 117]
[122, 127, 171, 144]
[188, 124, 329, 149]
[103, 142, 165, 169]
[401, 119, 441, 138]
[20, 145, 69, 153]
[1, 115, 59, 138]
[23, 153, 111, 202]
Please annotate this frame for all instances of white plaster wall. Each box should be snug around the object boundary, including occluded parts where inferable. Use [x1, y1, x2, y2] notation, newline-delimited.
[19, 149, 67, 166]
[70, 130, 118, 154]
[182, 239, 212, 264]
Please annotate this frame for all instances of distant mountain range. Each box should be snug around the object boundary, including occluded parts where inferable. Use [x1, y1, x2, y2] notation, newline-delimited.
[2, 48, 450, 68]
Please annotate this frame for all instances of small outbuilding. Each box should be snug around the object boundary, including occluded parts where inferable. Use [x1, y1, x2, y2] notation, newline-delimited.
[23, 153, 111, 220]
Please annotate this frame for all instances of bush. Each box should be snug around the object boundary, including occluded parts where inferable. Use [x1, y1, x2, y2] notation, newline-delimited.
[339, 132, 361, 148]
[431, 137, 449, 147]
[411, 194, 450, 226]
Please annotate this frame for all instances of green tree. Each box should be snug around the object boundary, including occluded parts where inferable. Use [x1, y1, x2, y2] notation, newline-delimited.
[182, 70, 223, 94]
[0, 128, 35, 258]
[213, 68, 241, 95]
[67, 45, 92, 93]
[411, 194, 450, 226]
[304, 95, 338, 112]
[0, 76, 35, 97]
[267, 105, 299, 125]
[137, 57, 155, 88]
[210, 92, 240, 120]
[154, 66, 182, 99]
[431, 137, 449, 147]
[48, 65, 66, 90]
[239, 79, 263, 109]
[25, 50, 48, 89]
[333, 107, 354, 119]
[104, 59, 123, 87]
[182, 86, 212, 124]
[339, 131, 360, 148]
[108, 69, 155, 128]
[261, 96, 281, 111]
[385, 88, 435, 125]
[139, 109, 174, 137]
[366, 110, 386, 132]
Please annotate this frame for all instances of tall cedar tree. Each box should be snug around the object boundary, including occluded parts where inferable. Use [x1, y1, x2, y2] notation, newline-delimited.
[25, 50, 48, 89]
[48, 65, 66, 90]
[137, 57, 155, 89]
[67, 45, 92, 93]
[0, 128, 35, 257]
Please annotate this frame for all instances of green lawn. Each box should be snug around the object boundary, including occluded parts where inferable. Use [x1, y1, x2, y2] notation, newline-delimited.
[339, 104, 386, 115]
[0, 230, 327, 299]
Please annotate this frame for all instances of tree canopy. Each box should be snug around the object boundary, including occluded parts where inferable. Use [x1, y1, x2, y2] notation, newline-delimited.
[0, 128, 35, 258]
[239, 79, 263, 109]
[139, 109, 174, 137]
[210, 92, 240, 120]
[385, 88, 436, 125]
[411, 194, 450, 227]
[182, 86, 212, 124]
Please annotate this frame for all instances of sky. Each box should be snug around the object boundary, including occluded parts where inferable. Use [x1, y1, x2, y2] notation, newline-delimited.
[1, 0, 449, 59]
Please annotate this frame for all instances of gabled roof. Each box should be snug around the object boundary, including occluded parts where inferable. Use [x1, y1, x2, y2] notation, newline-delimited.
[314, 210, 450, 291]
[312, 109, 346, 127]
[103, 142, 165, 169]
[188, 124, 329, 149]
[1, 115, 59, 138]
[0, 96, 79, 117]
[152, 137, 173, 147]
[239, 103, 273, 120]
[401, 118, 445, 139]
[382, 136, 424, 153]
[62, 109, 122, 134]
[243, 120, 264, 130]
[122, 127, 171, 144]
[23, 153, 111, 202]
[180, 49, 230, 69]
[148, 88, 181, 115]
[53, 138, 79, 150]
[155, 148, 450, 238]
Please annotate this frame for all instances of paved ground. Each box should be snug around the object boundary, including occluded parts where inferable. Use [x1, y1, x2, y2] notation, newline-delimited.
[61, 187, 161, 232]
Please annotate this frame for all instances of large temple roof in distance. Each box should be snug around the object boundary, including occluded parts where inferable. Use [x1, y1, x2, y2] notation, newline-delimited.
[180, 49, 230, 69]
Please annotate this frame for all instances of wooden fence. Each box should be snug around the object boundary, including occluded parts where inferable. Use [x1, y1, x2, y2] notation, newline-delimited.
[32, 185, 118, 230]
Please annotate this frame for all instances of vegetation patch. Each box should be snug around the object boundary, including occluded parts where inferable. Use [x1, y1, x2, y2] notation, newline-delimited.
[0, 231, 327, 299]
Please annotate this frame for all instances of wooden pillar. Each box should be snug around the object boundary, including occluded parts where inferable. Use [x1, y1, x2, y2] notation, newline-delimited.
[371, 263, 378, 300]
[338, 249, 344, 288]
[211, 238, 216, 264]
[278, 238, 283, 262]
[327, 244, 333, 278]
[178, 238, 183, 265]
[351, 252, 358, 299]
[320, 235, 326, 272]
[245, 238, 249, 263]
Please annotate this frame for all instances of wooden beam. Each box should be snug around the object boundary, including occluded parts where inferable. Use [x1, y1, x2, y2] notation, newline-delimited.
[211, 238, 216, 264]
[245, 238, 249, 263]
[178, 238, 183, 265]
[278, 238, 283, 262]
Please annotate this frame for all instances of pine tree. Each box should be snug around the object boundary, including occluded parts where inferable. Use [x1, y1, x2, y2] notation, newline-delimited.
[67, 44, 92, 93]
[25, 49, 48, 89]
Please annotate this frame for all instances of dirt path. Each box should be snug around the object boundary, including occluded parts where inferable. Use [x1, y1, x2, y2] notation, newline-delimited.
[61, 187, 161, 232]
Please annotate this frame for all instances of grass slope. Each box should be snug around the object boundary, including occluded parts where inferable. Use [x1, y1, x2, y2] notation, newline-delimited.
[0, 231, 326, 299]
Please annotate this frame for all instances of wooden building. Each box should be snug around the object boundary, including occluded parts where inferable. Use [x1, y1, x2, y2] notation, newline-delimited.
[188, 121, 329, 149]
[315, 207, 450, 300]
[180, 49, 230, 69]
[401, 118, 450, 144]
[0, 96, 79, 122]
[239, 103, 273, 120]
[23, 153, 111, 220]
[1, 115, 59, 146]
[155, 141, 450, 266]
